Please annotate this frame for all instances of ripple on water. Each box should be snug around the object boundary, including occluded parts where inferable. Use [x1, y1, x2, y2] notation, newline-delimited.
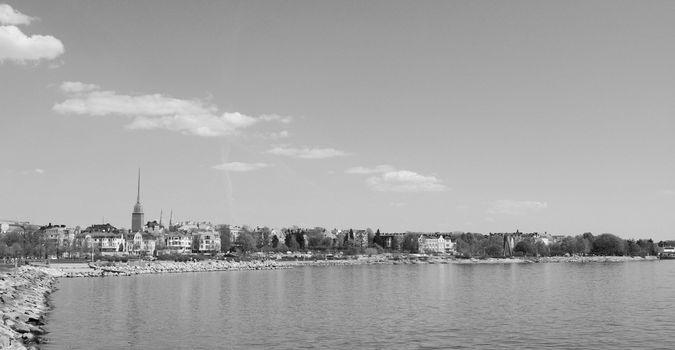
[44, 261, 675, 350]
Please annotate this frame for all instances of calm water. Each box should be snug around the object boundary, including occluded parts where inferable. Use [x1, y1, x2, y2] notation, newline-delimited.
[45, 261, 675, 349]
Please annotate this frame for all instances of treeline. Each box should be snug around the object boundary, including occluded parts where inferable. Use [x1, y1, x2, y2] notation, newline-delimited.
[0, 231, 92, 259]
[454, 232, 661, 258]
[218, 226, 421, 254]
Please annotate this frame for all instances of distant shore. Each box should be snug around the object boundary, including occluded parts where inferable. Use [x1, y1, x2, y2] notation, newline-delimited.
[25, 254, 661, 278]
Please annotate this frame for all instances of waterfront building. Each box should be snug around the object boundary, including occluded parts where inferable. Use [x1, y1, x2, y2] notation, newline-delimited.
[194, 231, 221, 253]
[131, 169, 144, 232]
[39, 223, 78, 247]
[379, 232, 405, 250]
[86, 232, 126, 253]
[418, 234, 455, 254]
[127, 231, 157, 256]
[165, 232, 192, 252]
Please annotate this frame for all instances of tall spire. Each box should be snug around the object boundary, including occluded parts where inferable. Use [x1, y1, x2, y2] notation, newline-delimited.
[136, 168, 141, 204]
[131, 168, 145, 232]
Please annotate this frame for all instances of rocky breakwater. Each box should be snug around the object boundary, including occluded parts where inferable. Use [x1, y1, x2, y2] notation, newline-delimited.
[0, 266, 55, 349]
[83, 260, 287, 277]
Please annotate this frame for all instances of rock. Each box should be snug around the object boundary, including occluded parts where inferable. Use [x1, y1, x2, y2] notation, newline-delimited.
[11, 321, 31, 334]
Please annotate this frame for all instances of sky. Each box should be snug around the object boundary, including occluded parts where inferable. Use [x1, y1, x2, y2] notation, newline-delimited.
[1, 0, 674, 240]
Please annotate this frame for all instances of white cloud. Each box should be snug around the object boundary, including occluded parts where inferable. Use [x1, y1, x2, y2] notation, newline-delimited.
[345, 165, 395, 175]
[0, 25, 64, 63]
[213, 162, 270, 172]
[661, 189, 675, 196]
[54, 82, 290, 137]
[259, 114, 293, 124]
[54, 85, 215, 116]
[0, 4, 35, 25]
[487, 200, 548, 216]
[267, 146, 348, 159]
[59, 81, 99, 93]
[366, 170, 446, 193]
[34, 168, 44, 174]
[346, 165, 447, 193]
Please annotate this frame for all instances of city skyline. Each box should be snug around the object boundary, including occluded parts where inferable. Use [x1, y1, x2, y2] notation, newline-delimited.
[2, 1, 675, 240]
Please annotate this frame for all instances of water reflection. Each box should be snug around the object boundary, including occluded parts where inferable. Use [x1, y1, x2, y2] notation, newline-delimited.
[46, 262, 675, 349]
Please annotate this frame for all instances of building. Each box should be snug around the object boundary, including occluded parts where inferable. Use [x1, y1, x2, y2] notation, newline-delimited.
[127, 231, 157, 256]
[86, 232, 126, 253]
[40, 223, 78, 246]
[418, 234, 455, 254]
[131, 169, 144, 232]
[379, 232, 406, 250]
[165, 232, 192, 252]
[194, 231, 221, 253]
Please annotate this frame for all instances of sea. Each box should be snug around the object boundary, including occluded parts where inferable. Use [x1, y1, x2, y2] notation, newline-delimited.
[44, 260, 675, 349]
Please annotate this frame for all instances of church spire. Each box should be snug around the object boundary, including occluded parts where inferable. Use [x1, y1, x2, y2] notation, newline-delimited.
[131, 168, 145, 232]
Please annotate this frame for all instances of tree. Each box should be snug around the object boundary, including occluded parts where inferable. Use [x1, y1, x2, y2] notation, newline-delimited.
[366, 228, 375, 248]
[514, 240, 534, 255]
[373, 229, 382, 247]
[271, 235, 279, 249]
[218, 226, 232, 252]
[626, 239, 643, 256]
[236, 231, 257, 253]
[9, 242, 23, 258]
[534, 241, 549, 256]
[401, 233, 420, 253]
[485, 244, 502, 257]
[295, 231, 305, 250]
[591, 233, 625, 256]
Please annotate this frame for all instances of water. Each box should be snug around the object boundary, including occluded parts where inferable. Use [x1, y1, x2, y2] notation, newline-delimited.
[45, 261, 675, 349]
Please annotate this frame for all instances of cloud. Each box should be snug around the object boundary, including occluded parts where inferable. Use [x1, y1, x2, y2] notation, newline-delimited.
[213, 162, 270, 172]
[34, 168, 44, 174]
[0, 4, 63, 63]
[267, 146, 348, 159]
[346, 165, 447, 192]
[487, 200, 548, 216]
[259, 114, 293, 124]
[54, 82, 290, 137]
[661, 189, 675, 196]
[366, 170, 446, 193]
[0, 4, 35, 25]
[258, 130, 290, 140]
[59, 81, 99, 93]
[0, 25, 64, 63]
[345, 165, 395, 175]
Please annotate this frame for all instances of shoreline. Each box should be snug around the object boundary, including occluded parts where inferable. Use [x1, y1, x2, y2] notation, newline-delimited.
[32, 254, 661, 278]
[0, 266, 55, 350]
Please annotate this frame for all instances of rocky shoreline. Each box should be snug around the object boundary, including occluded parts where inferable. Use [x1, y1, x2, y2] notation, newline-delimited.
[0, 266, 55, 350]
[33, 260, 288, 278]
[30, 254, 662, 278]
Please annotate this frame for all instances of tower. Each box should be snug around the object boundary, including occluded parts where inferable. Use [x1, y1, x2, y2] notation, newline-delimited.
[131, 169, 144, 232]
